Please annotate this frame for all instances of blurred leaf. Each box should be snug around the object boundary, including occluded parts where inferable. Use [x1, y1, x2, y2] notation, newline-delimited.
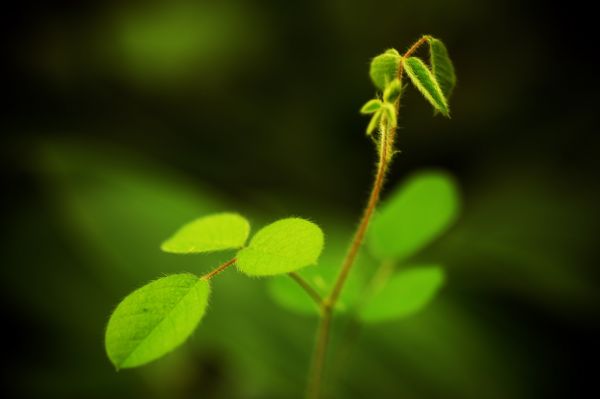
[105, 274, 210, 369]
[237, 218, 324, 276]
[428, 37, 456, 101]
[368, 170, 460, 261]
[383, 79, 402, 103]
[360, 99, 382, 114]
[360, 265, 445, 323]
[161, 212, 250, 254]
[402, 57, 449, 116]
[370, 49, 401, 90]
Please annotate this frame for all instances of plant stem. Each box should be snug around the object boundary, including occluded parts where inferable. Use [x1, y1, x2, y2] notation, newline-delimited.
[305, 37, 427, 399]
[306, 122, 393, 399]
[289, 272, 323, 306]
[202, 258, 236, 280]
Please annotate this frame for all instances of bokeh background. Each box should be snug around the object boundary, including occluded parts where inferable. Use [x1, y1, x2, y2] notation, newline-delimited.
[3, 0, 598, 398]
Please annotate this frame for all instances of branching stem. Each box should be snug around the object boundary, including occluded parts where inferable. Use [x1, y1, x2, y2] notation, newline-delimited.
[289, 272, 323, 306]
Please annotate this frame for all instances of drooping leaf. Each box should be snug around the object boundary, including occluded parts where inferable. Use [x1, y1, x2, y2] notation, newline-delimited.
[360, 99, 382, 114]
[368, 170, 460, 261]
[369, 49, 401, 90]
[402, 57, 449, 117]
[360, 265, 445, 323]
[428, 37, 456, 101]
[236, 218, 324, 276]
[366, 109, 383, 136]
[105, 274, 210, 369]
[161, 212, 250, 254]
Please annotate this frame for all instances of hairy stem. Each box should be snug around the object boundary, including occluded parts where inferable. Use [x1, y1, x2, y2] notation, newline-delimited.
[397, 35, 430, 82]
[289, 272, 323, 306]
[202, 258, 236, 280]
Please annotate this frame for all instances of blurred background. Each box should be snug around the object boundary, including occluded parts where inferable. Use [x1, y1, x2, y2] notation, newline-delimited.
[3, 0, 598, 398]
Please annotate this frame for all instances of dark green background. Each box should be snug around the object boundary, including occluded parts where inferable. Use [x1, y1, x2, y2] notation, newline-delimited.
[3, 0, 598, 398]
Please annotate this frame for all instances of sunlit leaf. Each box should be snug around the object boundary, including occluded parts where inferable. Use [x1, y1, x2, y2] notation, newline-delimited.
[161, 213, 250, 254]
[370, 49, 401, 90]
[428, 37, 456, 101]
[105, 274, 210, 369]
[402, 57, 449, 116]
[236, 218, 324, 276]
[360, 265, 445, 322]
[368, 171, 460, 261]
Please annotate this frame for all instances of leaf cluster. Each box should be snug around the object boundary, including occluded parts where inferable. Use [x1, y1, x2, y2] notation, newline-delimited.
[361, 35, 456, 135]
[105, 214, 324, 368]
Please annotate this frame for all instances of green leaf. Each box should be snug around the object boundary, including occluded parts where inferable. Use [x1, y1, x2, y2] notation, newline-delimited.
[428, 37, 456, 101]
[236, 218, 324, 276]
[369, 49, 401, 90]
[105, 274, 210, 369]
[360, 99, 382, 114]
[402, 57, 449, 117]
[368, 170, 460, 261]
[383, 79, 402, 103]
[161, 212, 250, 254]
[366, 109, 383, 136]
[360, 265, 445, 323]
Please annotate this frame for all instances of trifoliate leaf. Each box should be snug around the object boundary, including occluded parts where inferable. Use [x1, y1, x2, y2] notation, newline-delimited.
[402, 57, 449, 117]
[105, 274, 210, 369]
[360, 265, 445, 323]
[236, 218, 324, 276]
[428, 37, 456, 101]
[369, 49, 401, 90]
[161, 212, 250, 254]
[383, 79, 402, 103]
[360, 99, 383, 114]
[368, 171, 460, 261]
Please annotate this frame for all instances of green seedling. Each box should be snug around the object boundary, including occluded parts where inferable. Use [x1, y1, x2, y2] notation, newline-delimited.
[104, 35, 458, 399]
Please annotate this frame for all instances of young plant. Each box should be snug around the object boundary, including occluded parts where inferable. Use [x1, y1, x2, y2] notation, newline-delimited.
[104, 34, 457, 398]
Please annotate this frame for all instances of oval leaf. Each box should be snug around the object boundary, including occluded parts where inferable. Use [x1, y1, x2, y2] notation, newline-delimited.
[236, 218, 324, 276]
[105, 274, 210, 369]
[402, 57, 449, 116]
[428, 37, 456, 101]
[360, 265, 445, 323]
[369, 49, 401, 90]
[161, 212, 250, 254]
[368, 170, 460, 261]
